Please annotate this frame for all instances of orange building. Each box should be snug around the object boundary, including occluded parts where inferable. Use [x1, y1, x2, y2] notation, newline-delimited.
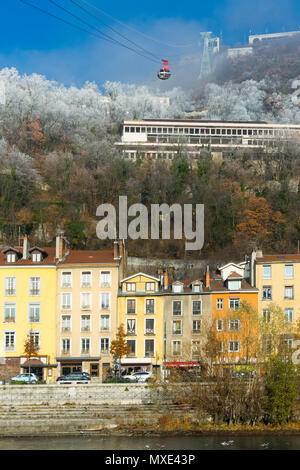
[206, 263, 259, 372]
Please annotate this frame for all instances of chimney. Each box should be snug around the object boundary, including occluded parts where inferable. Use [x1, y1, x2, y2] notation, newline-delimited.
[56, 230, 69, 261]
[163, 270, 169, 290]
[22, 236, 29, 260]
[113, 241, 119, 260]
[205, 265, 210, 288]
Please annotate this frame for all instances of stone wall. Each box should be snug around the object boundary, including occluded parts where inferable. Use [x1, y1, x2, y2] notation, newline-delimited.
[0, 383, 158, 406]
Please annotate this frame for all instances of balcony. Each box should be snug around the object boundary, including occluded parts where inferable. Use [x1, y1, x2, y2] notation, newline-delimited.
[30, 289, 40, 296]
[62, 305, 71, 310]
[145, 351, 154, 358]
[61, 326, 71, 333]
[61, 350, 71, 356]
[127, 329, 136, 335]
[145, 329, 155, 335]
[62, 283, 71, 288]
[101, 282, 111, 288]
[192, 329, 201, 334]
[5, 346, 15, 352]
[81, 304, 91, 311]
[173, 330, 182, 335]
[81, 326, 91, 332]
[29, 317, 40, 323]
[100, 349, 110, 356]
[81, 283, 91, 288]
[100, 326, 110, 332]
[4, 317, 15, 323]
[5, 289, 16, 296]
[81, 349, 90, 355]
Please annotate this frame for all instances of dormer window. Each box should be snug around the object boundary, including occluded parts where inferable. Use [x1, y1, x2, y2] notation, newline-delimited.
[172, 283, 184, 293]
[32, 253, 42, 263]
[227, 280, 242, 290]
[192, 282, 202, 293]
[7, 253, 16, 263]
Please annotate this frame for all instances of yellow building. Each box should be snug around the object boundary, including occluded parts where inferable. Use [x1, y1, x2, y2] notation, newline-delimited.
[117, 273, 164, 375]
[0, 237, 57, 382]
[252, 251, 300, 336]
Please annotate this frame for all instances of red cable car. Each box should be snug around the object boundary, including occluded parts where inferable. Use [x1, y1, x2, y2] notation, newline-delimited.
[157, 59, 171, 80]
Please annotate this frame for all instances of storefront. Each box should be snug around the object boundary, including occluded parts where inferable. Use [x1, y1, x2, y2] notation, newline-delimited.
[55, 357, 101, 378]
[20, 357, 57, 382]
[163, 361, 202, 380]
[120, 358, 153, 375]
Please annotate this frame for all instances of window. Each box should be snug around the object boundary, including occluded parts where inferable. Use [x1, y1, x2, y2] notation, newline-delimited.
[145, 299, 155, 314]
[100, 338, 110, 353]
[285, 308, 293, 323]
[81, 293, 91, 310]
[81, 338, 90, 354]
[4, 303, 16, 323]
[229, 298, 240, 311]
[192, 284, 201, 292]
[263, 265, 271, 279]
[172, 284, 183, 293]
[61, 315, 71, 332]
[285, 264, 293, 279]
[28, 303, 41, 323]
[145, 318, 154, 335]
[172, 320, 182, 335]
[32, 252, 42, 263]
[81, 272, 91, 288]
[192, 320, 201, 333]
[100, 292, 110, 310]
[228, 319, 241, 331]
[100, 271, 111, 287]
[283, 334, 293, 350]
[126, 283, 136, 292]
[5, 277, 16, 296]
[62, 338, 71, 354]
[284, 286, 294, 300]
[228, 341, 240, 353]
[217, 298, 223, 310]
[191, 340, 201, 357]
[127, 318, 136, 334]
[100, 315, 110, 331]
[228, 280, 241, 290]
[145, 339, 154, 357]
[29, 331, 40, 349]
[262, 286, 272, 300]
[6, 253, 16, 263]
[61, 293, 71, 310]
[81, 315, 91, 332]
[4, 331, 15, 351]
[263, 309, 271, 323]
[216, 319, 223, 331]
[29, 277, 41, 296]
[192, 301, 201, 315]
[127, 299, 136, 314]
[173, 301, 182, 316]
[146, 282, 155, 291]
[127, 340, 136, 357]
[61, 272, 72, 288]
[172, 340, 181, 356]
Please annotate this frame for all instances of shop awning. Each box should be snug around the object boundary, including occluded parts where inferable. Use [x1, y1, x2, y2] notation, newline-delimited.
[22, 359, 57, 368]
[55, 357, 101, 362]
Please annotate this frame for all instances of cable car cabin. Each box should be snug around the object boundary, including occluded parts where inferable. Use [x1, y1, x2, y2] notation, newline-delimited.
[157, 59, 171, 80]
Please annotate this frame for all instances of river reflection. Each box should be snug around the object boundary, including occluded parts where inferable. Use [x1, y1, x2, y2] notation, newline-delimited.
[0, 435, 299, 450]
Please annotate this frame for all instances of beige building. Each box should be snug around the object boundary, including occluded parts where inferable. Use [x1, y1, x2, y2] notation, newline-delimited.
[55, 238, 126, 380]
[251, 250, 300, 329]
[162, 274, 212, 376]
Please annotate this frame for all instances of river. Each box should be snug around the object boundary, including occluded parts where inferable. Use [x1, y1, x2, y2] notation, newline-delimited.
[0, 435, 299, 450]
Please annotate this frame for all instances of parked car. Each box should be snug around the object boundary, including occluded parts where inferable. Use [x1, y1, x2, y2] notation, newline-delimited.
[10, 373, 39, 384]
[56, 372, 91, 383]
[122, 371, 154, 383]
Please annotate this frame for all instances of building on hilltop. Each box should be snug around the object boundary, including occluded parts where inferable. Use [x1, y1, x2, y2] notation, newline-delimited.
[116, 118, 300, 162]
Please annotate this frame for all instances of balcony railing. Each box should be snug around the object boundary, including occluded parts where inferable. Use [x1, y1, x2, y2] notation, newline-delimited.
[173, 330, 182, 335]
[5, 345, 15, 351]
[81, 326, 90, 332]
[61, 350, 71, 355]
[145, 329, 155, 335]
[5, 289, 16, 296]
[81, 349, 90, 355]
[81, 282, 91, 288]
[4, 317, 15, 323]
[100, 326, 110, 331]
[81, 304, 91, 310]
[192, 329, 201, 334]
[30, 289, 40, 296]
[145, 351, 154, 358]
[62, 305, 71, 310]
[101, 282, 111, 288]
[29, 317, 40, 323]
[127, 329, 136, 335]
[62, 282, 71, 288]
[61, 326, 71, 332]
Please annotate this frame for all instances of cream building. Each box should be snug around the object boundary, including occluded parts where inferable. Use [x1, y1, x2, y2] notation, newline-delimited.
[55, 238, 126, 380]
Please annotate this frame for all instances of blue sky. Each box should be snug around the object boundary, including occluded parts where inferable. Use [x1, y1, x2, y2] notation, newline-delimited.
[0, 0, 299, 88]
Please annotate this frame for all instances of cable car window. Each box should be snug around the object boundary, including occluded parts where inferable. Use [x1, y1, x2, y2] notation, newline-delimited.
[227, 129, 231, 135]
[205, 129, 209, 134]
[232, 129, 237, 135]
[174, 128, 178, 133]
[190, 128, 194, 134]
[125, 127, 129, 132]
[248, 129, 252, 135]
[195, 129, 199, 134]
[237, 129, 242, 135]
[163, 128, 167, 133]
[152, 128, 157, 133]
[168, 128, 173, 133]
[146, 127, 151, 133]
[130, 127, 135, 133]
[184, 128, 189, 134]
[157, 128, 162, 133]
[211, 129, 215, 134]
[216, 129, 221, 134]
[243, 130, 247, 135]
[222, 129, 226, 135]
[200, 129, 205, 134]
[179, 128, 183, 134]
[136, 127, 140, 133]
[141, 128, 145, 133]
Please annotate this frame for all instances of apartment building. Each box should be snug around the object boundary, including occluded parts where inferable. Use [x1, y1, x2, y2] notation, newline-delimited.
[0, 237, 57, 382]
[208, 263, 259, 370]
[162, 274, 211, 377]
[56, 239, 126, 380]
[251, 251, 300, 335]
[117, 273, 164, 375]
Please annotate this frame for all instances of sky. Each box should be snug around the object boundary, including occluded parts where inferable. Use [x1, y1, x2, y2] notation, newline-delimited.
[0, 0, 299, 88]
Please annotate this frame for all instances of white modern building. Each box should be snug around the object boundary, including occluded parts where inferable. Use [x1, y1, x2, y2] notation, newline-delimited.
[115, 119, 300, 161]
